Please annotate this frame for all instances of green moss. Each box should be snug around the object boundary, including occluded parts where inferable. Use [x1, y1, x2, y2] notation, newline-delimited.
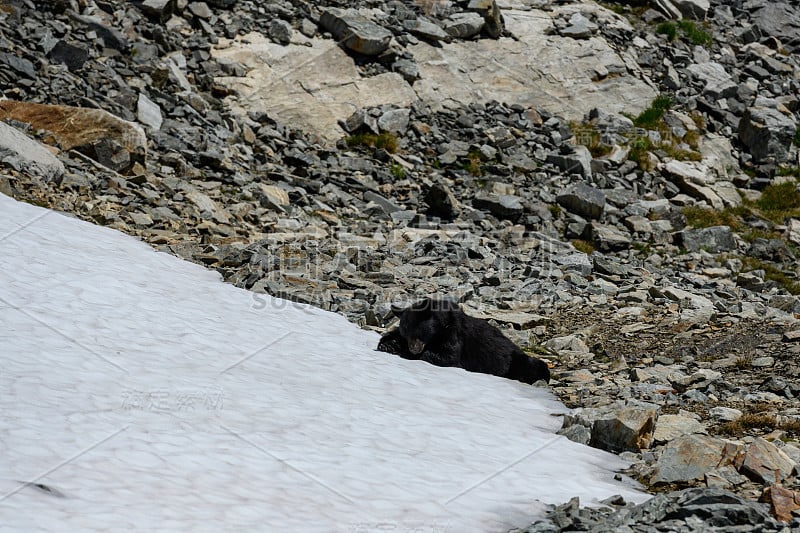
[570, 121, 613, 158]
[633, 95, 673, 129]
[742, 257, 800, 295]
[390, 162, 405, 180]
[548, 204, 562, 218]
[678, 20, 712, 46]
[777, 166, 800, 178]
[656, 21, 678, 41]
[655, 20, 712, 46]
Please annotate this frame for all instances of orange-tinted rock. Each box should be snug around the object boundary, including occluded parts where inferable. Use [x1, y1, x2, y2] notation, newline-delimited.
[0, 101, 146, 173]
[736, 437, 796, 484]
[760, 485, 800, 522]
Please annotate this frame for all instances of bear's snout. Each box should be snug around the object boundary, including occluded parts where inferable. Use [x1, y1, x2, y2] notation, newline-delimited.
[408, 338, 426, 355]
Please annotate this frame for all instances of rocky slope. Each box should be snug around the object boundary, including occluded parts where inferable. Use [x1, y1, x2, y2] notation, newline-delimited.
[2, 0, 800, 529]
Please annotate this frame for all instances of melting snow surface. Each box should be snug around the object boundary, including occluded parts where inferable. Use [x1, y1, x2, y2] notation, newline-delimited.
[0, 194, 648, 531]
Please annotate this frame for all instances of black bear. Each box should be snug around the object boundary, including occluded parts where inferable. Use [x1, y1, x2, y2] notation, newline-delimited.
[377, 298, 550, 384]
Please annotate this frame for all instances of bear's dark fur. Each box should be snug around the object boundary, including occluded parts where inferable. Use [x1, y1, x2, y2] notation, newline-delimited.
[377, 298, 550, 385]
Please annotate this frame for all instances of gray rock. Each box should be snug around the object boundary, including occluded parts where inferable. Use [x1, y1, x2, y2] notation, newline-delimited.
[652, 0, 683, 19]
[589, 401, 659, 453]
[136, 0, 176, 22]
[391, 58, 419, 83]
[546, 145, 593, 178]
[363, 191, 402, 215]
[377, 109, 410, 134]
[0, 52, 35, 78]
[341, 109, 379, 135]
[137, 93, 163, 131]
[750, 2, 800, 53]
[443, 12, 484, 39]
[187, 2, 212, 19]
[319, 8, 393, 56]
[672, 0, 710, 19]
[46, 41, 89, 72]
[653, 414, 707, 444]
[467, 0, 503, 38]
[737, 437, 796, 484]
[652, 434, 729, 484]
[425, 182, 461, 219]
[558, 424, 591, 445]
[269, 19, 293, 46]
[69, 13, 128, 51]
[560, 13, 598, 40]
[686, 62, 737, 99]
[677, 226, 736, 253]
[557, 253, 593, 276]
[544, 334, 589, 354]
[705, 465, 748, 489]
[403, 17, 450, 42]
[591, 222, 631, 252]
[472, 194, 523, 220]
[556, 183, 605, 220]
[738, 106, 798, 163]
[0, 122, 64, 181]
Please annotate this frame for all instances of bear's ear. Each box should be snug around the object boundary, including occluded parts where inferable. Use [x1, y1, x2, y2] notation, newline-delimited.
[390, 302, 410, 317]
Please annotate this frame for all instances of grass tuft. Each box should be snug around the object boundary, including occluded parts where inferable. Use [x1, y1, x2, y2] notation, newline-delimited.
[346, 132, 399, 153]
[633, 95, 673, 129]
[677, 20, 713, 46]
[754, 180, 800, 223]
[655, 20, 712, 46]
[571, 239, 595, 255]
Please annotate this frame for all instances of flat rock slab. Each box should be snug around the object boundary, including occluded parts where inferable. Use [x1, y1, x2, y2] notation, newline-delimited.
[411, 1, 655, 120]
[652, 434, 730, 484]
[212, 1, 656, 145]
[212, 33, 416, 145]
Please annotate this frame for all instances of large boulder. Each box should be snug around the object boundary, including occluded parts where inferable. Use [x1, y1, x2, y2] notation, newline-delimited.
[672, 0, 710, 19]
[677, 226, 737, 253]
[0, 101, 146, 173]
[748, 2, 800, 52]
[652, 434, 731, 484]
[738, 106, 797, 164]
[0, 122, 64, 181]
[319, 8, 392, 56]
[557, 183, 605, 220]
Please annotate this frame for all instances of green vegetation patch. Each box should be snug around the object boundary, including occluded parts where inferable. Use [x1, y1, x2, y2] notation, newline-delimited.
[677, 20, 713, 46]
[752, 180, 800, 223]
[682, 205, 750, 230]
[742, 256, 800, 295]
[345, 132, 399, 153]
[656, 20, 713, 46]
[633, 95, 673, 129]
[571, 239, 595, 255]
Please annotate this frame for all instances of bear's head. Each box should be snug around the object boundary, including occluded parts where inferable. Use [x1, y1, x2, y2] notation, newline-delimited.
[391, 298, 458, 355]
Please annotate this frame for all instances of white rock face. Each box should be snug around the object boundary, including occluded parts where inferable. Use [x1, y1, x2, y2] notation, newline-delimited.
[213, 32, 417, 144]
[212, 1, 657, 145]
